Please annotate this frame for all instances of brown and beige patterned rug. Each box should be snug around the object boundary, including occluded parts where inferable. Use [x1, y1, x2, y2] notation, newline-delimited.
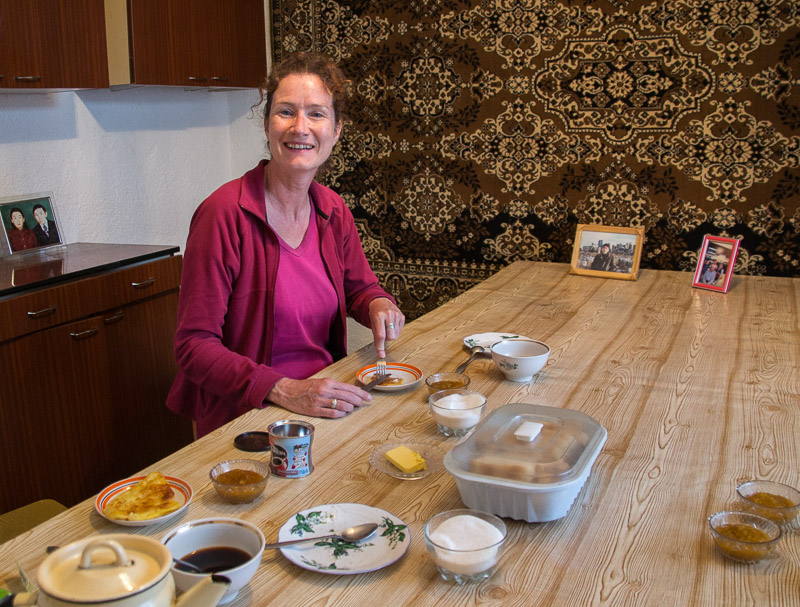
[271, 0, 800, 319]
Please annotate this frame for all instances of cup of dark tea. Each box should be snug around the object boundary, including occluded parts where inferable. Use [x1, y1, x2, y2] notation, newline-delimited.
[162, 517, 265, 604]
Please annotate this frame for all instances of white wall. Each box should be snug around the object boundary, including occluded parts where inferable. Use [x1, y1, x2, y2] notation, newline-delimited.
[0, 86, 267, 254]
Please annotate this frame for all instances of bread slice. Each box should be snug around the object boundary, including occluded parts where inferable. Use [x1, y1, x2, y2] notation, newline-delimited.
[104, 471, 180, 521]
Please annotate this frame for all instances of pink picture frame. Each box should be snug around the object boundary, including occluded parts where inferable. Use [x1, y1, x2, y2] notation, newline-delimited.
[692, 235, 740, 293]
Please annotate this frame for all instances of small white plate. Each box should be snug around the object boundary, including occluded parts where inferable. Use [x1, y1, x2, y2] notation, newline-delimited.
[95, 475, 192, 527]
[463, 332, 530, 350]
[357, 363, 423, 392]
[277, 503, 410, 574]
[369, 442, 444, 480]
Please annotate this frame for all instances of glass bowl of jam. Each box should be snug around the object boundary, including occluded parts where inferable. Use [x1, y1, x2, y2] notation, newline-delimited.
[210, 459, 270, 504]
[426, 372, 470, 394]
[736, 480, 800, 525]
[708, 510, 781, 563]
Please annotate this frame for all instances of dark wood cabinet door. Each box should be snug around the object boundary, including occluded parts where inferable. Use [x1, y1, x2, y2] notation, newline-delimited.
[0, 0, 109, 89]
[224, 0, 267, 88]
[101, 292, 193, 477]
[128, 0, 265, 88]
[0, 314, 114, 509]
[0, 275, 192, 512]
[127, 0, 179, 86]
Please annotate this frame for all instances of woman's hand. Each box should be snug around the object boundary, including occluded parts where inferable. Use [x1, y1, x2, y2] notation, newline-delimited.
[266, 377, 372, 418]
[369, 297, 405, 358]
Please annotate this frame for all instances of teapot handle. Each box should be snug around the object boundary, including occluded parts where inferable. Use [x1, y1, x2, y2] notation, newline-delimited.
[79, 540, 130, 570]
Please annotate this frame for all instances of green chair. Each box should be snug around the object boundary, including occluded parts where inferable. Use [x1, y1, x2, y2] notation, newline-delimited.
[0, 499, 67, 544]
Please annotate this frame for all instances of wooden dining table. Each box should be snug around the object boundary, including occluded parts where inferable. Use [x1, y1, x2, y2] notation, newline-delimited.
[1, 261, 798, 605]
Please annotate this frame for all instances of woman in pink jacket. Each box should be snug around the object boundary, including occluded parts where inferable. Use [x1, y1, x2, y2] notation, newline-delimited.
[167, 53, 405, 437]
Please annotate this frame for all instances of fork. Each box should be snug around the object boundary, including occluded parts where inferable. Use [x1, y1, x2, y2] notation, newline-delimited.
[376, 357, 386, 378]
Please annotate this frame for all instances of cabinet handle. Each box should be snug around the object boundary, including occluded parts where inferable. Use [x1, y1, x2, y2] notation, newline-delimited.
[211, 76, 229, 82]
[131, 277, 155, 289]
[70, 327, 99, 340]
[15, 76, 42, 82]
[188, 76, 207, 82]
[104, 312, 126, 325]
[27, 305, 57, 318]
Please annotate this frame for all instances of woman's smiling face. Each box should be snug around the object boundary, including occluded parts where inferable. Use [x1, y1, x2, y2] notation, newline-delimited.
[265, 73, 342, 176]
[10, 210, 25, 230]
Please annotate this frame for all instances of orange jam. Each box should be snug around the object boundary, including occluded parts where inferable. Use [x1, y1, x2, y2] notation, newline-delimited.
[217, 468, 263, 485]
[747, 492, 796, 509]
[714, 523, 774, 562]
[716, 523, 771, 543]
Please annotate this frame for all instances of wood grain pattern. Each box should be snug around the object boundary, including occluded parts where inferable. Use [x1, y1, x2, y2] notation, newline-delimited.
[127, 0, 266, 88]
[1, 262, 797, 605]
[0, 0, 109, 89]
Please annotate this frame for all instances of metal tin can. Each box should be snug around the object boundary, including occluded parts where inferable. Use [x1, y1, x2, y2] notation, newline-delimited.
[267, 420, 314, 478]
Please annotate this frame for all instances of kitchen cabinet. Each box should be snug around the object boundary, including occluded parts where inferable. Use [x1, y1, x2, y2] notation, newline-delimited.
[125, 0, 267, 88]
[0, 244, 193, 512]
[0, 0, 267, 91]
[0, 0, 109, 89]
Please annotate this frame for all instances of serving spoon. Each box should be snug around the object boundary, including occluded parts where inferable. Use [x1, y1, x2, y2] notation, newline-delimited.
[455, 345, 485, 374]
[263, 522, 379, 549]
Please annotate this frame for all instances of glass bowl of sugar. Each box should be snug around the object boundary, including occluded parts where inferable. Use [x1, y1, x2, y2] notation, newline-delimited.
[428, 389, 487, 437]
[424, 509, 507, 584]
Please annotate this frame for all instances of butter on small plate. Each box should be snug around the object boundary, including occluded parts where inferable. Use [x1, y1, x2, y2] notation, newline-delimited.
[370, 442, 443, 480]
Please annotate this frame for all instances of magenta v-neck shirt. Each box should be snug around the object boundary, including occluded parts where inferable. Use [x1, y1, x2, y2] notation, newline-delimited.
[270, 212, 337, 378]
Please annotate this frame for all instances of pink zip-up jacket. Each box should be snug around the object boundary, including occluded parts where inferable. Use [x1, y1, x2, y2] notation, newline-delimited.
[167, 161, 394, 436]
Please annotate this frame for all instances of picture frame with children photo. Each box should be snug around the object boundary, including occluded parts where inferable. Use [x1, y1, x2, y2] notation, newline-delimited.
[692, 235, 740, 293]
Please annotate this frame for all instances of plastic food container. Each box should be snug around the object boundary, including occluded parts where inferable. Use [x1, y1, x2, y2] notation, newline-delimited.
[443, 403, 607, 522]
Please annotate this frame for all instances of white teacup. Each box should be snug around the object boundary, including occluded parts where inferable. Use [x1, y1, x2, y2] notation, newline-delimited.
[490, 338, 550, 382]
[162, 517, 265, 604]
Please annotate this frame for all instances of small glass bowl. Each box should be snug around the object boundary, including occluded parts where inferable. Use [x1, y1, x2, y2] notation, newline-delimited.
[424, 509, 507, 584]
[708, 510, 781, 563]
[736, 480, 800, 525]
[428, 389, 486, 437]
[209, 459, 270, 504]
[425, 372, 471, 394]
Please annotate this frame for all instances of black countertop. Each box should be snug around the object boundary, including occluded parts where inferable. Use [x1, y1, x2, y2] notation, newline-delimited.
[0, 242, 180, 298]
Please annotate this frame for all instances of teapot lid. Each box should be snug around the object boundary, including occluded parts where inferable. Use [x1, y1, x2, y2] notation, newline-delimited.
[38, 535, 171, 602]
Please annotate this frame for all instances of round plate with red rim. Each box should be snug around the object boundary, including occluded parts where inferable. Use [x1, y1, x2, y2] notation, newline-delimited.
[357, 363, 423, 392]
[95, 475, 192, 527]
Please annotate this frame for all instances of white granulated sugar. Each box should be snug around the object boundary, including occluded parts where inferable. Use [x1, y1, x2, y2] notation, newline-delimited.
[434, 393, 484, 410]
[431, 393, 485, 429]
[428, 514, 504, 575]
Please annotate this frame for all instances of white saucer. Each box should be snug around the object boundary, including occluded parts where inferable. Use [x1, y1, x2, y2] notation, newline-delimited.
[277, 503, 410, 574]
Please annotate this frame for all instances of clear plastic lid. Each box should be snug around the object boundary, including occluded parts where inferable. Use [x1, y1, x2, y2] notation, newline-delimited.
[446, 403, 607, 486]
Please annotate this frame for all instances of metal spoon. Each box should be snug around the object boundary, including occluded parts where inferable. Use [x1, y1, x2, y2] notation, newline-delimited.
[263, 522, 379, 549]
[455, 345, 485, 374]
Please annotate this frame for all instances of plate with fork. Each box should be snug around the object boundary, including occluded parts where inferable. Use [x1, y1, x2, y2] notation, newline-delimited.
[357, 363, 423, 392]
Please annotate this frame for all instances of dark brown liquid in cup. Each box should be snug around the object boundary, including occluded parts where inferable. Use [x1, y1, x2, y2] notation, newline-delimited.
[179, 546, 251, 573]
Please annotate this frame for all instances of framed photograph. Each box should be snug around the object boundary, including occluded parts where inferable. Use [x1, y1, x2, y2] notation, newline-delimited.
[692, 235, 740, 293]
[0, 193, 64, 256]
[570, 224, 644, 281]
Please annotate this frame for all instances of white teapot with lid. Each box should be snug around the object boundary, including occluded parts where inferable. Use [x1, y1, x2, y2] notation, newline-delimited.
[34, 534, 229, 607]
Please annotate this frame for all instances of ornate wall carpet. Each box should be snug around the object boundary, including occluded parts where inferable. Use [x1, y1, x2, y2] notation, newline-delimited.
[271, 0, 800, 319]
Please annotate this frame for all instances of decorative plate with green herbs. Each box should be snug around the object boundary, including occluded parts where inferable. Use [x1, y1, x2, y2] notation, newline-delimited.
[463, 332, 528, 350]
[277, 503, 411, 574]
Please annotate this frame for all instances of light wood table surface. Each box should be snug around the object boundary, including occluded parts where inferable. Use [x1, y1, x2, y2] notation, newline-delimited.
[2, 261, 799, 605]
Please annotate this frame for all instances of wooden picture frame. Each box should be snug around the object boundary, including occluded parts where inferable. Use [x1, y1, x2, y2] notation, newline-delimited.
[692, 235, 740, 293]
[0, 193, 64, 257]
[570, 224, 644, 281]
